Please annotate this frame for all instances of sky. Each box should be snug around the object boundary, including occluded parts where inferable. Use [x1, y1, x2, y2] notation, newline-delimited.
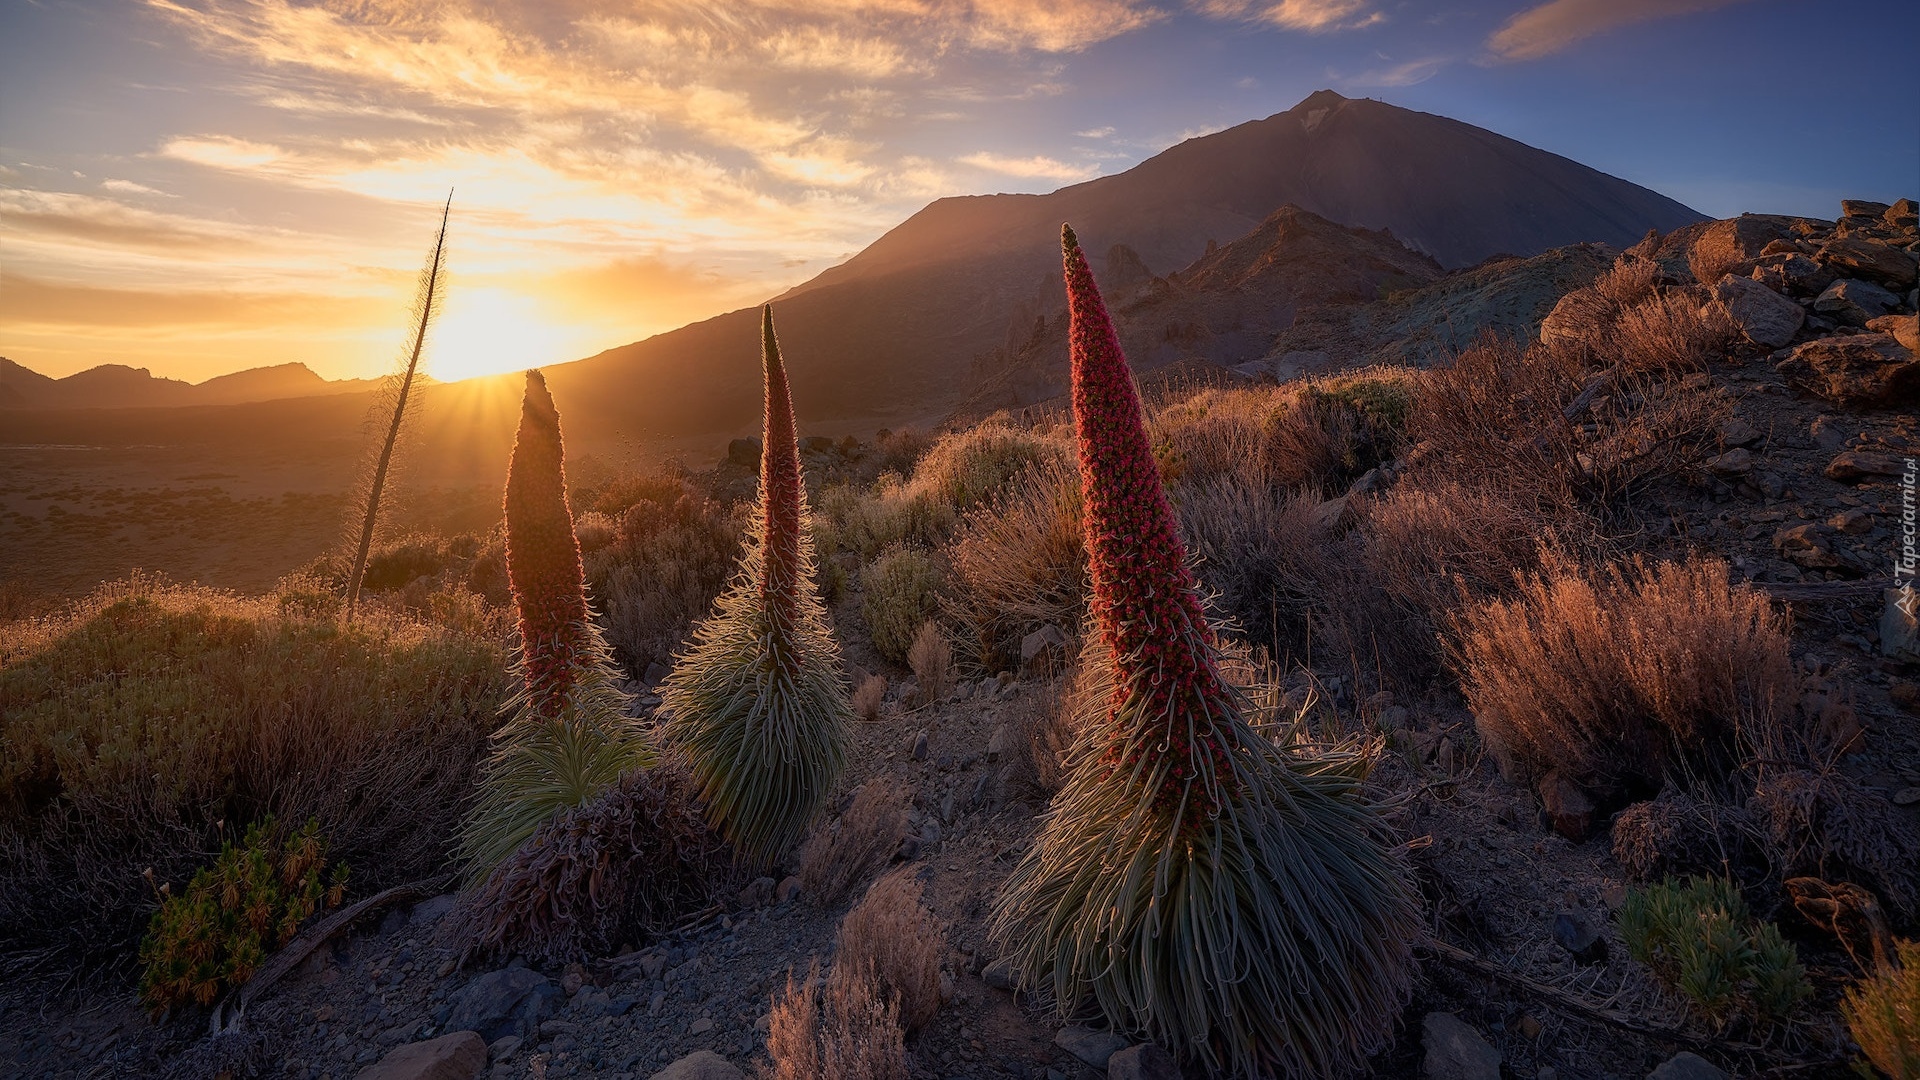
[2, 0, 1915, 385]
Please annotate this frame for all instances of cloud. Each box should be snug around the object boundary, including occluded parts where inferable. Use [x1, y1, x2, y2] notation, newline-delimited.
[1486, 0, 1755, 61]
[100, 179, 174, 197]
[1342, 54, 1449, 87]
[1193, 0, 1380, 32]
[958, 151, 1100, 181]
[0, 272, 383, 331]
[0, 189, 256, 252]
[1075, 126, 1116, 138]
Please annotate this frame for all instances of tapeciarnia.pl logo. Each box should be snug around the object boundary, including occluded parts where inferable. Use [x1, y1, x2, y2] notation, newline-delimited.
[1897, 457, 1917, 618]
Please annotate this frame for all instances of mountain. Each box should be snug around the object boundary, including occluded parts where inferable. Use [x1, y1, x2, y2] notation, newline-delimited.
[0, 358, 379, 411]
[541, 89, 1703, 447]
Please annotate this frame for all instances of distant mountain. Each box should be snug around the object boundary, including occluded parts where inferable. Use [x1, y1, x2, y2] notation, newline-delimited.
[0, 358, 379, 411]
[541, 89, 1703, 446]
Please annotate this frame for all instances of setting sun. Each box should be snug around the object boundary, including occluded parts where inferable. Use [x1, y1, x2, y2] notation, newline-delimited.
[425, 287, 589, 382]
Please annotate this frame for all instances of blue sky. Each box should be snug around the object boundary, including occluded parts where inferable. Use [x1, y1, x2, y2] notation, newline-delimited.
[2, 0, 1914, 382]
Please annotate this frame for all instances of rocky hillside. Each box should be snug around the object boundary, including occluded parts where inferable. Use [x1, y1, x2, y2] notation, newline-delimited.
[0, 358, 380, 411]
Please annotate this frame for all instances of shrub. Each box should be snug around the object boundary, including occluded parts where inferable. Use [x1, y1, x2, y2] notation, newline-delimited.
[659, 309, 852, 865]
[1843, 939, 1920, 1080]
[834, 869, 945, 1032]
[1012, 667, 1077, 796]
[991, 226, 1420, 1079]
[463, 762, 731, 965]
[138, 816, 346, 1014]
[1540, 256, 1661, 358]
[1618, 877, 1810, 1031]
[763, 958, 909, 1080]
[852, 674, 887, 722]
[459, 370, 651, 878]
[798, 777, 910, 907]
[906, 622, 952, 707]
[1261, 377, 1412, 495]
[1749, 769, 1920, 919]
[944, 459, 1086, 671]
[860, 547, 945, 665]
[1453, 554, 1795, 804]
[905, 420, 1070, 510]
[1610, 288, 1738, 375]
[1611, 789, 1753, 884]
[587, 476, 742, 676]
[0, 578, 505, 968]
[1174, 474, 1326, 655]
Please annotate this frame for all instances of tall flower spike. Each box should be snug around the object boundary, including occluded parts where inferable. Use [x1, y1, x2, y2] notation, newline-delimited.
[658, 307, 851, 864]
[990, 225, 1421, 1079]
[504, 368, 590, 718]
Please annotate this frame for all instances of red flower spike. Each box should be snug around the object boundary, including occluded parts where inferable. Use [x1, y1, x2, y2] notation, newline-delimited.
[758, 305, 803, 624]
[504, 368, 590, 718]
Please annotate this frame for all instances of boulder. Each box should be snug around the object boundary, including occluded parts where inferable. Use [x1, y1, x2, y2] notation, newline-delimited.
[353, 1032, 487, 1080]
[1866, 313, 1918, 352]
[440, 968, 559, 1043]
[648, 1051, 744, 1080]
[1706, 448, 1753, 476]
[1825, 451, 1906, 483]
[775, 875, 802, 904]
[1647, 1051, 1729, 1080]
[1550, 912, 1609, 964]
[1020, 623, 1069, 675]
[1107, 1043, 1181, 1080]
[800, 435, 837, 455]
[737, 877, 775, 908]
[1887, 198, 1919, 229]
[1777, 253, 1835, 296]
[1054, 1026, 1128, 1071]
[1840, 199, 1893, 220]
[1714, 273, 1804, 348]
[1421, 1012, 1500, 1080]
[1821, 236, 1919, 289]
[1774, 523, 1844, 569]
[1537, 770, 1595, 840]
[1814, 278, 1902, 324]
[726, 437, 762, 468]
[1775, 333, 1919, 407]
[1687, 214, 1799, 280]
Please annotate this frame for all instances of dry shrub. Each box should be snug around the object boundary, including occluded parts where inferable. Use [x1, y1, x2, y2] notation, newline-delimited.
[944, 459, 1086, 671]
[906, 621, 952, 707]
[1175, 474, 1327, 654]
[853, 674, 887, 722]
[903, 419, 1070, 510]
[0, 577, 507, 969]
[1611, 288, 1738, 375]
[860, 547, 945, 664]
[1541, 256, 1661, 357]
[1453, 554, 1795, 803]
[834, 869, 945, 1032]
[1611, 789, 1753, 883]
[1014, 671, 1077, 795]
[816, 481, 955, 562]
[763, 958, 909, 1080]
[1148, 386, 1276, 488]
[1149, 375, 1412, 497]
[798, 777, 910, 907]
[1749, 769, 1920, 919]
[462, 761, 732, 965]
[587, 473, 743, 674]
[1843, 938, 1920, 1080]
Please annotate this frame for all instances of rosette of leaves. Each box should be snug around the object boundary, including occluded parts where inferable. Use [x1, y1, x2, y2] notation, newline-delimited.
[459, 370, 651, 877]
[659, 307, 851, 865]
[989, 226, 1421, 1079]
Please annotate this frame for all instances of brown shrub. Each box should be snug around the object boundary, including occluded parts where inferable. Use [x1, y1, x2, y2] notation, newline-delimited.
[763, 958, 909, 1080]
[1611, 789, 1753, 883]
[1749, 769, 1920, 919]
[943, 460, 1086, 671]
[463, 761, 733, 964]
[860, 547, 946, 665]
[906, 621, 952, 707]
[587, 474, 743, 674]
[852, 674, 887, 722]
[834, 869, 945, 1032]
[1453, 554, 1795, 803]
[1540, 256, 1661, 358]
[1610, 288, 1738, 375]
[1175, 474, 1327, 655]
[797, 777, 911, 907]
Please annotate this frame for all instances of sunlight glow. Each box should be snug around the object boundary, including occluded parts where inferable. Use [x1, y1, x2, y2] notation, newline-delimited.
[426, 287, 588, 382]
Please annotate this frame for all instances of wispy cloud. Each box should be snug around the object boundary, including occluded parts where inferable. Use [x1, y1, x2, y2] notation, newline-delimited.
[958, 151, 1101, 181]
[1341, 54, 1450, 87]
[1193, 0, 1381, 33]
[100, 179, 175, 197]
[1486, 0, 1755, 61]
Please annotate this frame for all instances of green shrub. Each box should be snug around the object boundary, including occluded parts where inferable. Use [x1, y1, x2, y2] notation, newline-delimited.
[861, 547, 945, 664]
[1619, 877, 1810, 1030]
[584, 473, 743, 675]
[0, 578, 506, 968]
[904, 420, 1069, 509]
[1844, 939, 1920, 1079]
[139, 816, 346, 1014]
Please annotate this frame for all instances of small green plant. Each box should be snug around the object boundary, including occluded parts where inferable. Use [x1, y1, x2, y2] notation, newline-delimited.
[860, 546, 944, 664]
[139, 816, 346, 1014]
[1618, 876, 1810, 1030]
[1843, 939, 1920, 1079]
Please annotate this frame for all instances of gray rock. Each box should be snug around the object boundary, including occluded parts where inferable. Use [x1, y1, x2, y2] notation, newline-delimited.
[738, 877, 775, 908]
[1647, 1051, 1729, 1080]
[775, 875, 802, 904]
[486, 1035, 521, 1060]
[987, 723, 1019, 761]
[1821, 235, 1918, 289]
[1421, 1013, 1500, 1080]
[1550, 912, 1608, 964]
[982, 958, 1019, 990]
[1707, 448, 1753, 476]
[1020, 624, 1069, 675]
[911, 730, 930, 761]
[1715, 273, 1805, 348]
[1814, 278, 1902, 324]
[441, 969, 559, 1043]
[1538, 770, 1595, 840]
[408, 894, 457, 928]
[1777, 333, 1919, 408]
[648, 1050, 743, 1080]
[1054, 1026, 1128, 1070]
[1107, 1043, 1180, 1080]
[352, 1031, 486, 1080]
[1778, 253, 1835, 296]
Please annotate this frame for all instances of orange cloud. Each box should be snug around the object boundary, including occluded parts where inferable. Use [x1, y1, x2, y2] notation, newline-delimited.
[1487, 0, 1755, 61]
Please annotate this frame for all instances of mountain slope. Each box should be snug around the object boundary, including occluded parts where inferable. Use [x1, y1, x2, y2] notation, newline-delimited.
[0, 359, 379, 411]
[549, 90, 1701, 445]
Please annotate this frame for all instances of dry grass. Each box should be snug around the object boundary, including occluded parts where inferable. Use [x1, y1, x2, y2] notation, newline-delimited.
[834, 869, 945, 1032]
[1175, 474, 1327, 655]
[852, 674, 887, 722]
[1749, 769, 1920, 919]
[0, 576, 507, 969]
[1541, 256, 1661, 358]
[1610, 288, 1738, 375]
[797, 777, 911, 907]
[763, 958, 910, 1080]
[906, 621, 952, 707]
[1013, 671, 1077, 795]
[1843, 939, 1920, 1080]
[943, 459, 1086, 671]
[1452, 554, 1795, 803]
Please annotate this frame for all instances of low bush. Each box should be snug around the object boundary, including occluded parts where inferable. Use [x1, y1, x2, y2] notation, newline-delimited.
[463, 762, 732, 965]
[763, 957, 909, 1080]
[905, 419, 1070, 510]
[1453, 554, 1795, 804]
[943, 460, 1085, 671]
[1175, 474, 1325, 655]
[1843, 939, 1920, 1080]
[797, 777, 910, 907]
[138, 816, 346, 1014]
[834, 869, 945, 1032]
[1749, 769, 1920, 919]
[0, 578, 506, 969]
[1261, 376, 1412, 495]
[1618, 876, 1810, 1031]
[585, 472, 743, 676]
[860, 547, 945, 665]
[1611, 289, 1738, 375]
[906, 621, 952, 707]
[1610, 789, 1754, 884]
[852, 674, 887, 722]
